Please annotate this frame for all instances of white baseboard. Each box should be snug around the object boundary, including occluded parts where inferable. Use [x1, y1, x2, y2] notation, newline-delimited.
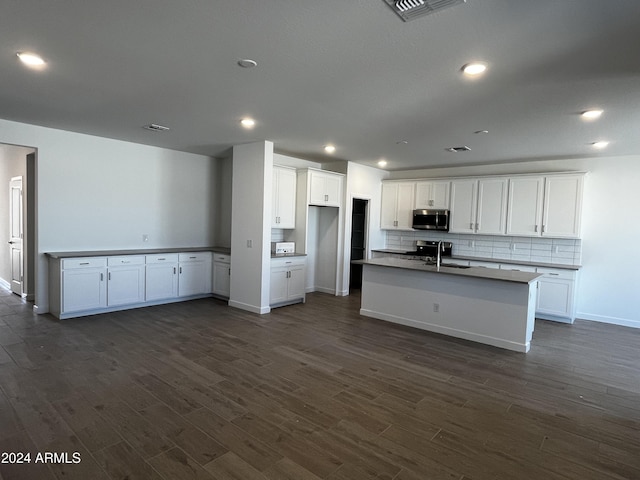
[228, 300, 270, 315]
[577, 312, 640, 329]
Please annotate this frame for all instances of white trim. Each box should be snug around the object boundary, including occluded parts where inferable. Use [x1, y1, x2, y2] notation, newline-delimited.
[228, 299, 270, 314]
[576, 312, 640, 329]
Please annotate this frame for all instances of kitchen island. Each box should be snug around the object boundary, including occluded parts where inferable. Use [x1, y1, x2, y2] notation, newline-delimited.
[356, 257, 541, 353]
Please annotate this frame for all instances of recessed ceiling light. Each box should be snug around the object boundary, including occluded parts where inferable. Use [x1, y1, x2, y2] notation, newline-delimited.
[591, 141, 609, 149]
[581, 109, 603, 120]
[17, 52, 46, 68]
[237, 59, 257, 68]
[378, 159, 388, 167]
[461, 62, 487, 76]
[240, 117, 256, 128]
[324, 145, 336, 154]
[396, 140, 408, 145]
[474, 130, 489, 134]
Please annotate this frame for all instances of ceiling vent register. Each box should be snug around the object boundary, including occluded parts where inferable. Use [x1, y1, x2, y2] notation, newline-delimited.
[383, 0, 466, 22]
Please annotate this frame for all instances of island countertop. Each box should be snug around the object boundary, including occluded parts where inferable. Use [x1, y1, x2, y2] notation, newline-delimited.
[354, 257, 542, 284]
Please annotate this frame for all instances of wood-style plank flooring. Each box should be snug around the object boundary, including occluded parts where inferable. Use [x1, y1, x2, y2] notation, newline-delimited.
[0, 287, 639, 480]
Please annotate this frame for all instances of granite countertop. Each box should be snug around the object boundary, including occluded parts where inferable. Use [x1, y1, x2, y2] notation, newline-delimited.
[355, 257, 542, 284]
[371, 249, 581, 270]
[46, 246, 230, 259]
[271, 252, 307, 258]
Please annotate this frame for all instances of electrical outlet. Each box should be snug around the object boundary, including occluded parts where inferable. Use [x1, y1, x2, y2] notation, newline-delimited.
[142, 234, 149, 242]
[433, 303, 440, 313]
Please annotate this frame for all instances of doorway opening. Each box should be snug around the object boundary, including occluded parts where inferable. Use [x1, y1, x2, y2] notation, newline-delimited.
[1, 144, 36, 302]
[349, 198, 368, 292]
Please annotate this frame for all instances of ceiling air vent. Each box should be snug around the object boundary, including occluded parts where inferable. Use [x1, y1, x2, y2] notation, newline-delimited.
[143, 123, 170, 132]
[446, 146, 471, 153]
[383, 0, 466, 22]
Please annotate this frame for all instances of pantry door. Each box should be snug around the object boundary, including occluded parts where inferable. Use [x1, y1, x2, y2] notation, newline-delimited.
[9, 177, 23, 296]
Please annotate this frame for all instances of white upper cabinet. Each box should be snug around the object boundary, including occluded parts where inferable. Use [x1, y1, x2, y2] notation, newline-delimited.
[506, 176, 545, 236]
[308, 169, 342, 207]
[449, 179, 477, 234]
[476, 178, 509, 235]
[450, 178, 508, 235]
[272, 166, 297, 228]
[381, 181, 415, 230]
[542, 174, 584, 238]
[507, 174, 584, 238]
[415, 181, 450, 209]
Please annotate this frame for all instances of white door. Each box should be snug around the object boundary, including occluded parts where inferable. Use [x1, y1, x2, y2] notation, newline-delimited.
[9, 177, 23, 296]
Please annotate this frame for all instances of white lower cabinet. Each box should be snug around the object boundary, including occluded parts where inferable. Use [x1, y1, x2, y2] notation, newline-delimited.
[535, 267, 576, 323]
[49, 250, 215, 319]
[145, 254, 179, 301]
[107, 256, 145, 307]
[212, 253, 231, 298]
[60, 258, 108, 314]
[270, 256, 306, 306]
[178, 252, 212, 297]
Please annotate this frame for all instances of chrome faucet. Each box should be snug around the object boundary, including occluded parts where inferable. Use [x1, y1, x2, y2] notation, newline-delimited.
[437, 240, 443, 271]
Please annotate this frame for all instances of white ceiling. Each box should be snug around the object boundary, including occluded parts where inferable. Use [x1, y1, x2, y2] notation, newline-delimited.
[2, 0, 640, 170]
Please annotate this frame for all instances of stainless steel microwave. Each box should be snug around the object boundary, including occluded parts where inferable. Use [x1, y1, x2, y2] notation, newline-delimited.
[412, 209, 450, 231]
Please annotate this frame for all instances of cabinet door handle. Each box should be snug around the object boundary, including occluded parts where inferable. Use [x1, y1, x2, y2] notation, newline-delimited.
[470, 222, 473, 230]
[475, 223, 479, 231]
[179, 267, 182, 274]
[548, 273, 559, 276]
[100, 273, 104, 281]
[534, 225, 538, 232]
[542, 225, 546, 233]
[158, 257, 166, 261]
[429, 200, 434, 206]
[228, 268, 231, 276]
[80, 262, 90, 265]
[108, 272, 111, 280]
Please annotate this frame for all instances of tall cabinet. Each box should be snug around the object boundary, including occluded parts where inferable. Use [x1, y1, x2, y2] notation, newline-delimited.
[293, 168, 345, 296]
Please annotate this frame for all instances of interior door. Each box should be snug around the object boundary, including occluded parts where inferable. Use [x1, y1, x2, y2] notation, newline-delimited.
[9, 177, 23, 296]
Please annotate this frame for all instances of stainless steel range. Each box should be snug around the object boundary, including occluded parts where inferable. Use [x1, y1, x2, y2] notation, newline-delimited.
[405, 240, 452, 260]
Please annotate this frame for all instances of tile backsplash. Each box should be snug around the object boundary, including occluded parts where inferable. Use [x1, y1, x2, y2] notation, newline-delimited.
[385, 231, 582, 266]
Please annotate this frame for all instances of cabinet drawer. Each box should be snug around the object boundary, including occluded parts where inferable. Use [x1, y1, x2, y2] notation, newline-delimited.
[500, 264, 536, 273]
[179, 252, 212, 262]
[213, 254, 230, 264]
[146, 253, 179, 264]
[62, 257, 107, 269]
[536, 267, 575, 280]
[108, 255, 145, 266]
[271, 256, 306, 268]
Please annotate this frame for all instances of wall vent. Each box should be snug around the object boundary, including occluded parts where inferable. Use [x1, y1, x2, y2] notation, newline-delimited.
[383, 0, 466, 22]
[445, 146, 471, 153]
[143, 123, 170, 132]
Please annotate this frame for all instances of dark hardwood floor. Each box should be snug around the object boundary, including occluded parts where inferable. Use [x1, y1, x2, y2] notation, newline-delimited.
[0, 287, 639, 480]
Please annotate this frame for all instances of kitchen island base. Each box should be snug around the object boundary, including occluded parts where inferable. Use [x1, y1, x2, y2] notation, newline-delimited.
[360, 263, 538, 353]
